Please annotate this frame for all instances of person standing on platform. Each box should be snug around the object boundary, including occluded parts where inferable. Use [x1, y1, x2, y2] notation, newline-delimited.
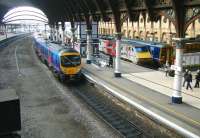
[186, 71, 193, 90]
[164, 61, 170, 77]
[108, 55, 113, 68]
[183, 69, 189, 87]
[194, 69, 200, 88]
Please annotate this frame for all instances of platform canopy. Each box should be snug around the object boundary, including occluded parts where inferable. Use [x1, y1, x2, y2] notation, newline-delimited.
[1, 0, 200, 37]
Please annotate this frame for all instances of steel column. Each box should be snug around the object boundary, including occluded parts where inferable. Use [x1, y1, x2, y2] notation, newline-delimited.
[172, 38, 184, 104]
[86, 30, 92, 64]
[114, 33, 122, 77]
[56, 25, 59, 42]
[61, 22, 65, 45]
[71, 28, 76, 48]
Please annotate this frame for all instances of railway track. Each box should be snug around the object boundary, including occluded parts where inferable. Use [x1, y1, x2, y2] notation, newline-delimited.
[73, 82, 143, 138]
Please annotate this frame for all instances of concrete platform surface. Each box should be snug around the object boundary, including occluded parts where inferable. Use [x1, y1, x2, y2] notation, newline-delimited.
[123, 71, 200, 109]
[82, 59, 200, 138]
[0, 37, 120, 138]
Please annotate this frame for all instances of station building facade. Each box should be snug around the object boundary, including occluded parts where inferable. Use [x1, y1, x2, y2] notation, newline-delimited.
[98, 13, 200, 45]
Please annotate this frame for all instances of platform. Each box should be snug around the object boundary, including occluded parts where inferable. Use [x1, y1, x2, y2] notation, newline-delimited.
[82, 59, 200, 138]
[0, 33, 18, 41]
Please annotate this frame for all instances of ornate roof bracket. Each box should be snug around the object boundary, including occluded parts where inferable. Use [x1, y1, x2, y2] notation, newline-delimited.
[61, 0, 75, 21]
[131, 12, 140, 21]
[93, 0, 110, 22]
[184, 7, 200, 32]
[143, 0, 159, 22]
[85, 14, 92, 30]
[172, 0, 186, 37]
[108, 0, 121, 33]
[78, 0, 98, 22]
[123, 0, 135, 21]
[120, 13, 129, 26]
[71, 21, 75, 29]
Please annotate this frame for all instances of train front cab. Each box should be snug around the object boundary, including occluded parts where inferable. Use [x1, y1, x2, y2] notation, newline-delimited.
[59, 51, 82, 80]
[120, 40, 152, 64]
[133, 46, 152, 64]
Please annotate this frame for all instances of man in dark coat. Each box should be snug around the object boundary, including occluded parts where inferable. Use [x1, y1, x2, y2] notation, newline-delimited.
[194, 70, 200, 88]
[186, 71, 193, 90]
[183, 69, 189, 87]
[108, 55, 113, 68]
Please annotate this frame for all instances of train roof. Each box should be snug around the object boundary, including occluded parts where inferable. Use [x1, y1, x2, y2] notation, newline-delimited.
[48, 42, 79, 54]
[99, 35, 114, 40]
[61, 48, 79, 53]
[35, 37, 79, 55]
[122, 38, 169, 48]
[121, 39, 151, 47]
[99, 36, 170, 48]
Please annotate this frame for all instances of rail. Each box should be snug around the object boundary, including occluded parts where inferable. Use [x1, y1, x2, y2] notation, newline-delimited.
[74, 81, 143, 138]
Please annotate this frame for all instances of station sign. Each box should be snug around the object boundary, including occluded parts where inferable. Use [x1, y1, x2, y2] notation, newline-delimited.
[170, 65, 182, 72]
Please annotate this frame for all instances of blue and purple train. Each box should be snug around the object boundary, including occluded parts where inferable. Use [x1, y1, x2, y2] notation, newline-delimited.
[34, 36, 82, 81]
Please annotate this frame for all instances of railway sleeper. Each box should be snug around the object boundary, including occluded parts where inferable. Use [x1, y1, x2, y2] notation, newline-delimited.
[107, 116, 121, 122]
[120, 127, 139, 134]
[124, 131, 142, 138]
[103, 112, 118, 118]
[111, 120, 125, 126]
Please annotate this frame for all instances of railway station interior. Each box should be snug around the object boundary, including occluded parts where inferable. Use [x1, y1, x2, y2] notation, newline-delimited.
[0, 0, 200, 138]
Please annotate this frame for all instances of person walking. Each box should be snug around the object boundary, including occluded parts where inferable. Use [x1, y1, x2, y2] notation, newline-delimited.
[186, 71, 193, 90]
[183, 69, 189, 87]
[194, 69, 200, 88]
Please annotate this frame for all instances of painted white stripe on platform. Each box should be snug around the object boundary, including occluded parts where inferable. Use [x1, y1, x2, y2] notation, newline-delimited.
[123, 72, 200, 110]
[83, 72, 200, 138]
[15, 45, 20, 73]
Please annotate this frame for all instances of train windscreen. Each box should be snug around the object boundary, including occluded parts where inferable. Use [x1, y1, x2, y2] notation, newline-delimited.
[135, 46, 148, 52]
[61, 55, 81, 67]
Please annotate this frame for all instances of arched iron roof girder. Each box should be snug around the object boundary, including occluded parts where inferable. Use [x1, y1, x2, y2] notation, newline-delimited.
[3, 14, 48, 23]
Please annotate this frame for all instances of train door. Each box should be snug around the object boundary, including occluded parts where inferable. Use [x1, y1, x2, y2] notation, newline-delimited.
[107, 40, 113, 55]
[127, 46, 133, 60]
[151, 47, 160, 62]
[111, 42, 116, 56]
[103, 40, 109, 54]
[120, 43, 127, 59]
[166, 46, 174, 64]
[131, 47, 138, 63]
[128, 46, 134, 62]
[99, 39, 104, 52]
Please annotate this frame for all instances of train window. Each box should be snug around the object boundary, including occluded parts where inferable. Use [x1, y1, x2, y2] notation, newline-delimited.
[61, 55, 81, 67]
[134, 47, 148, 52]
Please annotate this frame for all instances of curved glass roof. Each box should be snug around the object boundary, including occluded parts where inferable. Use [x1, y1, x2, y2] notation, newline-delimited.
[2, 6, 48, 24]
